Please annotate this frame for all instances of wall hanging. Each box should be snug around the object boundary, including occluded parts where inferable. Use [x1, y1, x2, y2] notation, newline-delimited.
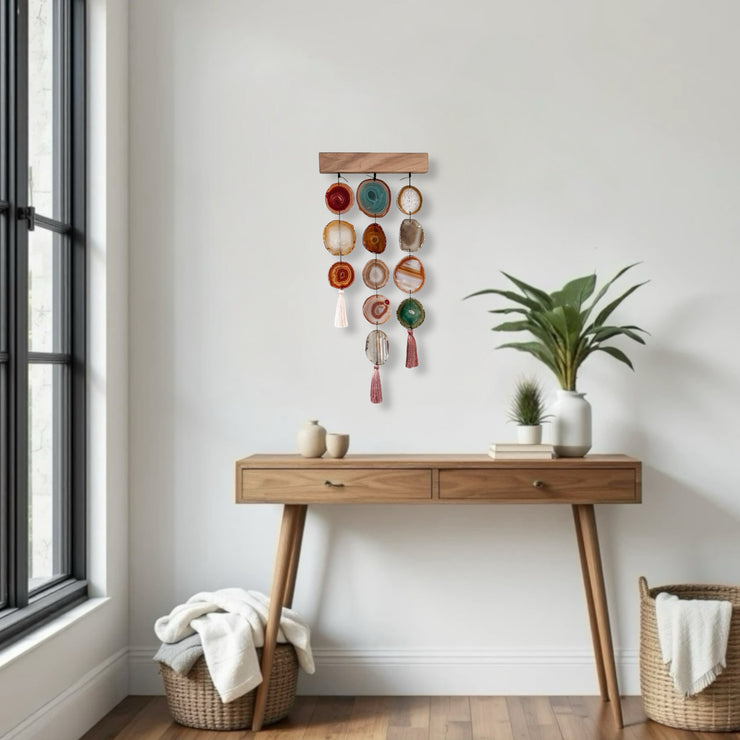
[319, 152, 429, 404]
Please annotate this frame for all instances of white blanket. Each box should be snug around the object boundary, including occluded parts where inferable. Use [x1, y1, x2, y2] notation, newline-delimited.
[655, 591, 732, 696]
[155, 588, 314, 703]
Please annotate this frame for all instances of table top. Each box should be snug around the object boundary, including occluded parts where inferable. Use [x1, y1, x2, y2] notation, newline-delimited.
[237, 453, 640, 469]
[236, 454, 642, 505]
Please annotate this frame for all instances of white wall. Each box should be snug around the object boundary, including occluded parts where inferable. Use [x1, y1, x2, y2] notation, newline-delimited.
[0, 1, 129, 738]
[129, 0, 740, 695]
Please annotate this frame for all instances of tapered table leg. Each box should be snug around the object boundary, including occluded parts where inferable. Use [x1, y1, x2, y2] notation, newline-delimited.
[573, 505, 608, 700]
[251, 504, 305, 731]
[573, 504, 623, 728]
[282, 505, 307, 609]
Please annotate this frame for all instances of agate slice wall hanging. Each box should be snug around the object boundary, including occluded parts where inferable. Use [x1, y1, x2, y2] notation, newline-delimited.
[319, 153, 429, 403]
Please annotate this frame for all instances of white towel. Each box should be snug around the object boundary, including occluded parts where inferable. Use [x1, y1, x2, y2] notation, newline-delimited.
[154, 589, 314, 703]
[655, 591, 732, 696]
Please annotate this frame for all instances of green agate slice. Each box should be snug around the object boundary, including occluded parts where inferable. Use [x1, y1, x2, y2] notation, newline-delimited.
[397, 298, 425, 329]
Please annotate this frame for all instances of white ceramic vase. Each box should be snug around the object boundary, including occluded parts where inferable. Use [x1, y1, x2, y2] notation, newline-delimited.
[551, 390, 591, 458]
[297, 419, 326, 458]
[516, 425, 542, 444]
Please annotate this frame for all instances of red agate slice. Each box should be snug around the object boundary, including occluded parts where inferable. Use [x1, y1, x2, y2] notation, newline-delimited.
[328, 261, 355, 289]
[325, 182, 354, 214]
[362, 294, 391, 324]
[362, 223, 387, 254]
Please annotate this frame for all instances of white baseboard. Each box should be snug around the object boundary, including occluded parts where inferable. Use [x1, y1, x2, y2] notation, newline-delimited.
[3, 648, 128, 740]
[130, 645, 640, 697]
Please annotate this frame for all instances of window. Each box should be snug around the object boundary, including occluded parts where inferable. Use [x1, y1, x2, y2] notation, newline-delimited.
[0, 0, 86, 647]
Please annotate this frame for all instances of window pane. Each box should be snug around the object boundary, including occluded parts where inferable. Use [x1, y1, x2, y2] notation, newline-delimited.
[28, 0, 67, 221]
[28, 228, 66, 353]
[28, 363, 67, 591]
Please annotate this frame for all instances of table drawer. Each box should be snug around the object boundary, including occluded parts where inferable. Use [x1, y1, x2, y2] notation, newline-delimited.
[240, 468, 433, 503]
[439, 467, 638, 503]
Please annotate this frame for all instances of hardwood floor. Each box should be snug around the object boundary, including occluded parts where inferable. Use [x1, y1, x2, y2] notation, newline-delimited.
[80, 695, 740, 740]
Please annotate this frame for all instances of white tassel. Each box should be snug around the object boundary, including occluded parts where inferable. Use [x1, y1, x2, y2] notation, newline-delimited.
[334, 289, 348, 328]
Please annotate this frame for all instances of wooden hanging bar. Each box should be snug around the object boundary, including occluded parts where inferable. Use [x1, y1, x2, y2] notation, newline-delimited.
[319, 152, 428, 174]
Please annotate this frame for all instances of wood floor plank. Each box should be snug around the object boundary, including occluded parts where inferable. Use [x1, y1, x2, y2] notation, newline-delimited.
[504, 697, 530, 740]
[469, 696, 513, 740]
[519, 697, 560, 740]
[303, 696, 355, 740]
[386, 695, 430, 740]
[344, 697, 391, 740]
[429, 697, 472, 740]
[80, 696, 156, 740]
[102, 696, 174, 739]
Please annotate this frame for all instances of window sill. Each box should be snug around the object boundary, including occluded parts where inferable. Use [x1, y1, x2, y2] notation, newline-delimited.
[0, 597, 110, 671]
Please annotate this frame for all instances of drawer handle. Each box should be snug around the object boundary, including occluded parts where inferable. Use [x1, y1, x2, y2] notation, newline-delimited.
[532, 479, 545, 489]
[323, 480, 345, 488]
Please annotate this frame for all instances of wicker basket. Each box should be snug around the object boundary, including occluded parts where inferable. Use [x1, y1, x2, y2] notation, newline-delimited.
[639, 576, 740, 731]
[159, 643, 299, 730]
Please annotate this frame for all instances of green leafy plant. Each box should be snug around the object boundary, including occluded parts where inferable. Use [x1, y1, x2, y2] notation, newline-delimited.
[465, 264, 648, 391]
[508, 377, 551, 426]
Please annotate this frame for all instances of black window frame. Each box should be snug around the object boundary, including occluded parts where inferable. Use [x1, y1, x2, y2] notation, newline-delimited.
[0, 0, 86, 648]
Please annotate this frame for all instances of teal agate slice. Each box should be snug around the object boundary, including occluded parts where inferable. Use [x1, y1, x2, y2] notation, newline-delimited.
[356, 178, 391, 218]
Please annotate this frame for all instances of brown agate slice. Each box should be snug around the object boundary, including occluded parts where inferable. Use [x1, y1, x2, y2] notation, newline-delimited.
[328, 261, 355, 289]
[362, 294, 391, 325]
[397, 185, 422, 215]
[362, 259, 389, 290]
[323, 220, 356, 256]
[362, 223, 386, 253]
[399, 219, 424, 252]
[325, 182, 354, 214]
[393, 256, 425, 293]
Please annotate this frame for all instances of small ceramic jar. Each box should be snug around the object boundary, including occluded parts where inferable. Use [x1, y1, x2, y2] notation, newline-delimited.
[297, 419, 326, 458]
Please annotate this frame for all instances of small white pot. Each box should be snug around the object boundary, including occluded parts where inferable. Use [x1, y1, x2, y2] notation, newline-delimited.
[297, 419, 327, 457]
[516, 425, 543, 444]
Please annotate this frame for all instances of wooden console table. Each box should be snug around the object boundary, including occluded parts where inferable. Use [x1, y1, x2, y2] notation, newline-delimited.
[235, 453, 641, 731]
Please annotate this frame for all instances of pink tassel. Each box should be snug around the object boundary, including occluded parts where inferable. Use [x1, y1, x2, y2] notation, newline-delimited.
[370, 364, 383, 404]
[405, 329, 419, 368]
[334, 289, 348, 328]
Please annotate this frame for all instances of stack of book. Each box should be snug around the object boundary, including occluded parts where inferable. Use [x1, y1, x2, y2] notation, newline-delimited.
[488, 443, 555, 460]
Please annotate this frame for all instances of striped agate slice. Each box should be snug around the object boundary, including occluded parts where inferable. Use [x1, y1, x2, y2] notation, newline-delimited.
[323, 220, 356, 256]
[393, 256, 425, 293]
[365, 329, 390, 365]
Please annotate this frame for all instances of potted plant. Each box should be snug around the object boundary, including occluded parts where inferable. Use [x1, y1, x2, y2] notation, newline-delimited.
[465, 264, 648, 456]
[507, 377, 550, 444]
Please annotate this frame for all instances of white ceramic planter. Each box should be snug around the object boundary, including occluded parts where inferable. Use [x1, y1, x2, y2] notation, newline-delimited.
[297, 419, 326, 458]
[516, 425, 543, 444]
[551, 390, 591, 457]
